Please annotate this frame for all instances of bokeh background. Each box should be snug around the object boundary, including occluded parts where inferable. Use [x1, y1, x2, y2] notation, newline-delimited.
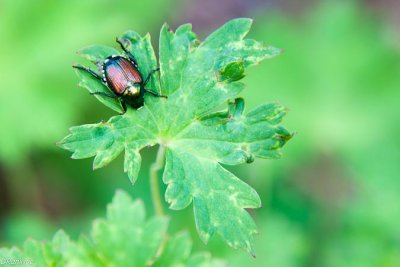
[1, 0, 399, 266]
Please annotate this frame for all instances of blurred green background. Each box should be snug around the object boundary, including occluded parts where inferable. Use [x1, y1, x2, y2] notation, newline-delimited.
[1, 0, 399, 266]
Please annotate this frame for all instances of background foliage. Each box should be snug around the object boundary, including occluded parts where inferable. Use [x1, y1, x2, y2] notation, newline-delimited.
[0, 0, 399, 266]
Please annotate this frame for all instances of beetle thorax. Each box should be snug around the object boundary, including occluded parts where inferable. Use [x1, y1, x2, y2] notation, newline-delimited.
[123, 85, 140, 97]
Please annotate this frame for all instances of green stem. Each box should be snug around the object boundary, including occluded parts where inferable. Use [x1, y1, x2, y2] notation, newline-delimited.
[150, 145, 166, 216]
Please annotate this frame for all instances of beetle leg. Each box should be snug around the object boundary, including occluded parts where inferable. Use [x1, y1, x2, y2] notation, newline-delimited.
[143, 68, 160, 87]
[144, 89, 167, 99]
[121, 101, 127, 113]
[73, 65, 103, 80]
[116, 37, 138, 67]
[73, 65, 109, 86]
[90, 92, 119, 99]
[143, 69, 166, 98]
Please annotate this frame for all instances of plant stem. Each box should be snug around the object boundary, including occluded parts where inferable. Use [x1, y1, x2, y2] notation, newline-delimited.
[150, 145, 166, 216]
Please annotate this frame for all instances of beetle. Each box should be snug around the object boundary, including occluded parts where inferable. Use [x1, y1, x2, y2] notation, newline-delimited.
[73, 38, 166, 112]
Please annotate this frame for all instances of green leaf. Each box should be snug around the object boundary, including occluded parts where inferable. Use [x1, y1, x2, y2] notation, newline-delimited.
[0, 230, 70, 267]
[152, 231, 192, 267]
[23, 230, 70, 267]
[0, 190, 222, 266]
[82, 191, 169, 266]
[59, 18, 291, 255]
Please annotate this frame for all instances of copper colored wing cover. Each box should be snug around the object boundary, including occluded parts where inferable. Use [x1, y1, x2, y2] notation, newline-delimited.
[104, 57, 142, 95]
[118, 57, 142, 83]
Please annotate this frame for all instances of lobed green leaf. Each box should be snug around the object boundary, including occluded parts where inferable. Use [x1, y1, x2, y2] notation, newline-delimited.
[0, 191, 221, 267]
[59, 18, 292, 255]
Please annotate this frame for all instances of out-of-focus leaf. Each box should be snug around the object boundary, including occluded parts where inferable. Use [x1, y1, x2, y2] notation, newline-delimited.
[0, 190, 223, 267]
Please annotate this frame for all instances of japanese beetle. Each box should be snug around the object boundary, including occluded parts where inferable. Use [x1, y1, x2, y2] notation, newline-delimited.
[73, 38, 166, 112]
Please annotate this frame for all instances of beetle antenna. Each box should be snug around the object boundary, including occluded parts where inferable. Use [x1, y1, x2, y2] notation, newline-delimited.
[116, 37, 129, 54]
[116, 37, 138, 66]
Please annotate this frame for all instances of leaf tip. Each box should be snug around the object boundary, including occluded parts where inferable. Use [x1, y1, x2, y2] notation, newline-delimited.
[166, 199, 179, 210]
[127, 172, 139, 186]
[161, 22, 171, 33]
[245, 153, 255, 164]
[250, 251, 257, 258]
[199, 231, 211, 245]
[144, 32, 152, 40]
[244, 240, 256, 258]
[114, 189, 130, 200]
[232, 17, 253, 26]
[55, 140, 64, 148]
